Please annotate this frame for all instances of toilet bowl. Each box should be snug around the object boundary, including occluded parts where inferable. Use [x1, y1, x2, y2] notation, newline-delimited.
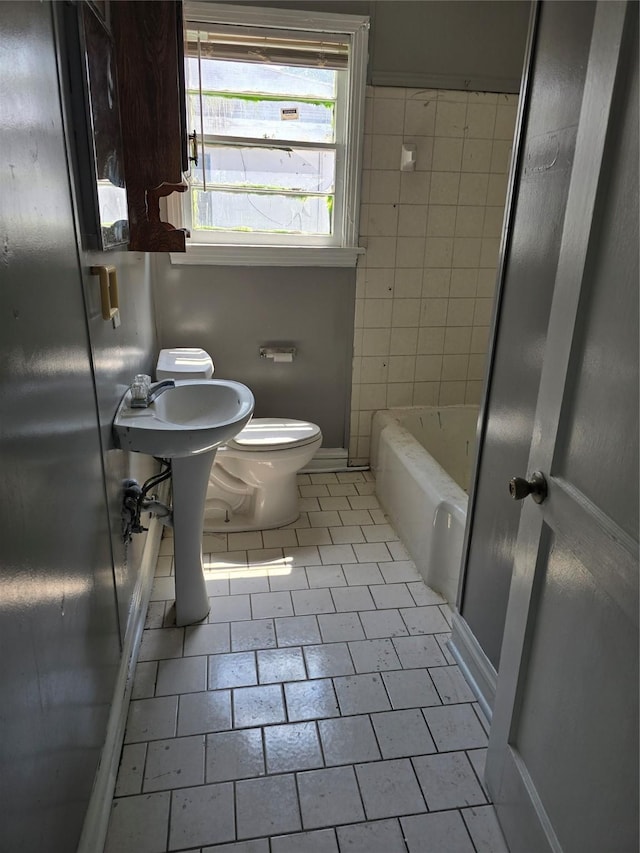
[156, 348, 322, 531]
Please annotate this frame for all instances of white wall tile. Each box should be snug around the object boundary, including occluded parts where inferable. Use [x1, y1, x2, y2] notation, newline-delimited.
[349, 84, 516, 464]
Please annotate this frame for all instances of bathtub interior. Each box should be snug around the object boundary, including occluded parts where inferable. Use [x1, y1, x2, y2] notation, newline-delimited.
[392, 406, 479, 493]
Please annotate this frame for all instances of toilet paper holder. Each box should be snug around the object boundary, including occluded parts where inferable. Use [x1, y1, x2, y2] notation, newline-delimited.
[260, 346, 296, 363]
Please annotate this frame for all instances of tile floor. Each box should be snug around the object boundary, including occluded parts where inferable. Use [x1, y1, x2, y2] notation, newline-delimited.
[105, 471, 508, 853]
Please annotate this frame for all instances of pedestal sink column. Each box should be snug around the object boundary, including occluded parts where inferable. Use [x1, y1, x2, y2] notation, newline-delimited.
[171, 449, 216, 626]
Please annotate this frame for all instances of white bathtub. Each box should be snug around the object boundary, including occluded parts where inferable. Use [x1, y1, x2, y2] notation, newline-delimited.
[370, 405, 479, 606]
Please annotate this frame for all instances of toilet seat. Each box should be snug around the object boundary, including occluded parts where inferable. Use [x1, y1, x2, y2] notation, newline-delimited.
[226, 418, 321, 452]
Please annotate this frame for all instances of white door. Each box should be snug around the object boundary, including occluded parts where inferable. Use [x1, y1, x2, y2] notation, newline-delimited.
[486, 3, 639, 852]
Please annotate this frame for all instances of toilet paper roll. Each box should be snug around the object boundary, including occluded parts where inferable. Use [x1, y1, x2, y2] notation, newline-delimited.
[272, 352, 293, 363]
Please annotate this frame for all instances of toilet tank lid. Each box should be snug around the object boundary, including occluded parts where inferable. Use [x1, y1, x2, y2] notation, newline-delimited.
[156, 348, 214, 379]
[227, 418, 321, 450]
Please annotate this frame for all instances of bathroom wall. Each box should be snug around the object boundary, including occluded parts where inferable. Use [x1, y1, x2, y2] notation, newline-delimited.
[349, 86, 518, 464]
[0, 3, 158, 850]
[154, 1, 529, 457]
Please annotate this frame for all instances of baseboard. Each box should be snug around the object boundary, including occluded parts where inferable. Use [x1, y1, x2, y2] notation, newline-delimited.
[301, 447, 349, 473]
[76, 482, 168, 853]
[449, 612, 497, 723]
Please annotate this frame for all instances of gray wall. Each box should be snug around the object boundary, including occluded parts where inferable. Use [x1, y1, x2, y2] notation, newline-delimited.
[153, 257, 355, 447]
[156, 1, 530, 448]
[459, 1, 595, 670]
[0, 3, 158, 849]
[235, 1, 531, 92]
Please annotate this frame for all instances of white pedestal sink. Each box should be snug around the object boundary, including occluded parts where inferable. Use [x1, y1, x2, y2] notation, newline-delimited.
[113, 379, 254, 625]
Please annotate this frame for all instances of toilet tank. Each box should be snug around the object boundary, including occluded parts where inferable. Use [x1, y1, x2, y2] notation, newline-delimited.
[156, 348, 214, 380]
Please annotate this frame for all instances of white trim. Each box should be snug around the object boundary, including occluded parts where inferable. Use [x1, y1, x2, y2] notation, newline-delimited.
[76, 489, 168, 853]
[301, 446, 349, 472]
[179, 2, 369, 255]
[449, 611, 497, 722]
[169, 244, 364, 267]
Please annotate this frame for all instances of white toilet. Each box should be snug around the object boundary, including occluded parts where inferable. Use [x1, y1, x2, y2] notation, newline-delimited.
[156, 348, 322, 531]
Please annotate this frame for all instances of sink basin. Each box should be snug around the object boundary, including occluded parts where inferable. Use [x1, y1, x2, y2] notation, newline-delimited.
[113, 379, 255, 458]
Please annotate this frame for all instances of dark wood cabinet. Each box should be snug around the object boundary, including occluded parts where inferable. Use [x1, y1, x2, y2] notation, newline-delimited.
[111, 0, 188, 251]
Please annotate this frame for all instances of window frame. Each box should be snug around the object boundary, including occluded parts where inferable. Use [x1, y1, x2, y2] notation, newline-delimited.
[168, 2, 369, 267]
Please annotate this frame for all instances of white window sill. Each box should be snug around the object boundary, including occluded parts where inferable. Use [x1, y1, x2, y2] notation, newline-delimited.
[168, 244, 365, 267]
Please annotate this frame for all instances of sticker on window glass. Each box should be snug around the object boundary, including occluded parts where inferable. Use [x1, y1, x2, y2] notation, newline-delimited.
[281, 107, 299, 121]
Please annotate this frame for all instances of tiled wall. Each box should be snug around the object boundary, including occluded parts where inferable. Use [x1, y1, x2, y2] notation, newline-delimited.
[349, 86, 518, 465]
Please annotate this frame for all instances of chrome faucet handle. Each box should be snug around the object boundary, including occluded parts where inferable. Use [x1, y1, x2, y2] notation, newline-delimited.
[130, 374, 151, 403]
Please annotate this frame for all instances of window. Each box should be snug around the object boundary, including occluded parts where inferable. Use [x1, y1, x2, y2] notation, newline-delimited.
[173, 3, 369, 265]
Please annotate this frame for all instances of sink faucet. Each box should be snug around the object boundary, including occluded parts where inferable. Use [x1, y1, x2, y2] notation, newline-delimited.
[130, 379, 176, 408]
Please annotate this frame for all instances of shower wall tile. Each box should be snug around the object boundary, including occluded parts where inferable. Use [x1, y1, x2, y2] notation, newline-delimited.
[349, 88, 518, 465]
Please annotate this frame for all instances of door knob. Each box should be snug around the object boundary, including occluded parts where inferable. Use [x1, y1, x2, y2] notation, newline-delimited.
[508, 471, 547, 504]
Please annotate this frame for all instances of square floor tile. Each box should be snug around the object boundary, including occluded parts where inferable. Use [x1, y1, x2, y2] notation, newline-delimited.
[275, 615, 322, 647]
[363, 524, 397, 543]
[184, 623, 230, 656]
[406, 582, 445, 606]
[467, 748, 488, 794]
[378, 561, 421, 583]
[125, 696, 178, 744]
[339, 510, 374, 526]
[370, 709, 436, 759]
[400, 605, 451, 635]
[205, 576, 231, 597]
[228, 531, 263, 551]
[461, 805, 509, 853]
[231, 619, 276, 651]
[352, 543, 392, 563]
[422, 703, 488, 751]
[318, 715, 381, 765]
[342, 563, 385, 586]
[144, 602, 165, 631]
[355, 758, 426, 819]
[206, 728, 265, 782]
[382, 669, 441, 709]
[292, 588, 335, 616]
[412, 751, 486, 811]
[306, 565, 347, 588]
[203, 840, 269, 853]
[428, 665, 476, 704]
[268, 566, 310, 592]
[132, 661, 158, 700]
[298, 766, 365, 829]
[115, 743, 147, 797]
[208, 651, 257, 690]
[309, 510, 342, 528]
[209, 595, 251, 623]
[303, 643, 355, 678]
[236, 774, 301, 839]
[436, 633, 457, 664]
[138, 628, 183, 661]
[329, 525, 366, 545]
[336, 819, 407, 853]
[333, 673, 391, 716]
[284, 678, 339, 721]
[143, 735, 204, 792]
[401, 810, 475, 853]
[392, 635, 448, 669]
[347, 494, 379, 510]
[233, 684, 286, 728]
[271, 829, 338, 853]
[251, 591, 294, 619]
[178, 690, 232, 736]
[317, 543, 359, 565]
[297, 527, 333, 547]
[169, 782, 235, 850]
[331, 585, 376, 612]
[230, 573, 270, 596]
[318, 612, 365, 643]
[263, 528, 299, 549]
[104, 792, 170, 853]
[282, 545, 322, 567]
[264, 721, 323, 773]
[359, 609, 409, 639]
[369, 583, 415, 609]
[348, 639, 402, 673]
[257, 647, 306, 683]
[156, 656, 207, 696]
